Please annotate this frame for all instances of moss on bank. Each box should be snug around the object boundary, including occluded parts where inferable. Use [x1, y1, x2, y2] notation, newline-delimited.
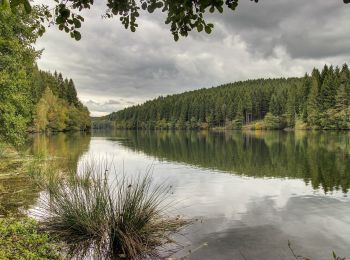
[0, 217, 62, 259]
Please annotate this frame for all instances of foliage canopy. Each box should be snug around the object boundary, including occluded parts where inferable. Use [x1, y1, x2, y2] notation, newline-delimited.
[1, 0, 258, 41]
[0, 7, 90, 144]
[4, 0, 348, 41]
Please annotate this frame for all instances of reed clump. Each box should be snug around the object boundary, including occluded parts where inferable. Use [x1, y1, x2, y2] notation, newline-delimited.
[39, 162, 188, 259]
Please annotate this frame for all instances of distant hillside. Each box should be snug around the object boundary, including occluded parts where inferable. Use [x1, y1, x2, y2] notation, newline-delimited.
[96, 64, 350, 131]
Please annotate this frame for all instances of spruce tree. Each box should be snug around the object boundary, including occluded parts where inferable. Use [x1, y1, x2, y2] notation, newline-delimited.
[320, 66, 337, 111]
[307, 68, 321, 127]
[67, 79, 78, 105]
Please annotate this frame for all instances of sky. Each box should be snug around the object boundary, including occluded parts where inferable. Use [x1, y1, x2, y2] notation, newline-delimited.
[35, 0, 350, 116]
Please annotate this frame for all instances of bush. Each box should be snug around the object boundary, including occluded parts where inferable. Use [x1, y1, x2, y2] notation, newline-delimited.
[264, 113, 286, 130]
[294, 119, 309, 130]
[254, 121, 265, 130]
[225, 118, 243, 130]
[0, 217, 61, 259]
[40, 162, 188, 259]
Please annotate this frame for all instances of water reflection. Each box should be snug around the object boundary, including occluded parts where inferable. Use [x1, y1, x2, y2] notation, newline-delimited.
[177, 195, 350, 260]
[31, 132, 91, 171]
[103, 130, 350, 194]
[83, 131, 350, 259]
[2, 130, 350, 258]
[0, 132, 90, 216]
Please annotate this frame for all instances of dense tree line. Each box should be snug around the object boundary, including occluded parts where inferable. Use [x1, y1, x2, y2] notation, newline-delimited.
[106, 64, 350, 130]
[31, 70, 90, 133]
[0, 6, 90, 144]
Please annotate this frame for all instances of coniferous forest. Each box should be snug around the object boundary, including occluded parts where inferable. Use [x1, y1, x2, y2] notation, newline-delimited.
[100, 65, 350, 131]
[0, 7, 90, 145]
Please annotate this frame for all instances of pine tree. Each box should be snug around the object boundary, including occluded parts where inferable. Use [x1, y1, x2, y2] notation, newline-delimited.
[335, 85, 349, 112]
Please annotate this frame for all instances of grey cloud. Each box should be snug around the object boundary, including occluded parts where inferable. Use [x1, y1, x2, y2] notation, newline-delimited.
[35, 0, 350, 115]
[214, 0, 350, 59]
[84, 99, 136, 116]
[106, 100, 121, 105]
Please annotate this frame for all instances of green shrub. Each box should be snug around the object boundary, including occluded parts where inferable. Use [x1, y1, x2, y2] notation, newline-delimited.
[225, 118, 243, 130]
[254, 121, 265, 130]
[294, 119, 309, 130]
[0, 217, 61, 259]
[264, 113, 286, 130]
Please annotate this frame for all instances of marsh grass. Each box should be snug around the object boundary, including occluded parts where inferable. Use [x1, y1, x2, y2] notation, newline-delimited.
[39, 161, 188, 259]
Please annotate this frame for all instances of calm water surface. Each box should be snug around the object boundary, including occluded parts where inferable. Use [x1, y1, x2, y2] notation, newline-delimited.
[2, 130, 350, 259]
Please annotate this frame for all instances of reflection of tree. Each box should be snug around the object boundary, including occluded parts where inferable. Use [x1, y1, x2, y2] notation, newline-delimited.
[113, 130, 350, 194]
[31, 132, 91, 172]
[0, 175, 40, 216]
[0, 133, 91, 216]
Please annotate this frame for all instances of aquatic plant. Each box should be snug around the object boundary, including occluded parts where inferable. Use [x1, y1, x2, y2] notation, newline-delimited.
[39, 161, 188, 259]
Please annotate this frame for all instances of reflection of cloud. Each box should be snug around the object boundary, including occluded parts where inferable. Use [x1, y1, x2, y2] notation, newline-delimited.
[176, 195, 350, 260]
[79, 137, 350, 259]
[35, 0, 350, 115]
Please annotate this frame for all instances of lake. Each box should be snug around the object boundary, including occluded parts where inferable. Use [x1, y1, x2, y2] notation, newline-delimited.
[1, 130, 350, 259]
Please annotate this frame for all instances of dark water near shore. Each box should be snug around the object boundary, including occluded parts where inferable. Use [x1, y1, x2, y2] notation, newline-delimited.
[1, 130, 350, 259]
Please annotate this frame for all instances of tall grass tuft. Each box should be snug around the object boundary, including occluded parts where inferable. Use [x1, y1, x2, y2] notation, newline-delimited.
[39, 161, 188, 259]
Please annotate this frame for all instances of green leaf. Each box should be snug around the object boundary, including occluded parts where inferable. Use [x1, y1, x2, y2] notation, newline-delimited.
[197, 23, 203, 32]
[60, 8, 70, 19]
[156, 2, 163, 8]
[204, 25, 212, 34]
[73, 30, 81, 41]
[56, 16, 64, 24]
[77, 15, 84, 22]
[73, 19, 81, 28]
[0, 0, 10, 11]
[22, 0, 31, 13]
[147, 5, 155, 13]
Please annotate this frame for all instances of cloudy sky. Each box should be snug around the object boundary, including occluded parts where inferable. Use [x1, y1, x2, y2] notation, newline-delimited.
[35, 0, 350, 116]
